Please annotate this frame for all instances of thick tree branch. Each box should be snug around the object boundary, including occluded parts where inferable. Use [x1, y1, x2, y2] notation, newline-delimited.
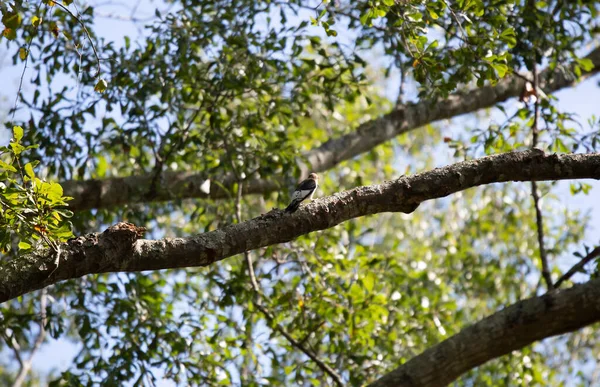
[368, 277, 600, 387]
[62, 47, 600, 212]
[2, 150, 600, 304]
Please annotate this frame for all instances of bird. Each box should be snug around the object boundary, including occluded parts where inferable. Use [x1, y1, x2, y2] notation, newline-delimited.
[285, 173, 319, 213]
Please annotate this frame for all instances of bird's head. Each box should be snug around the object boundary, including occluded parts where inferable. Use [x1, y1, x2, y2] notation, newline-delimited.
[308, 173, 319, 181]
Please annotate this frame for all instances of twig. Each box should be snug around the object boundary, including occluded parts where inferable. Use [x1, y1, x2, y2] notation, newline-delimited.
[529, 59, 554, 291]
[241, 231, 260, 293]
[531, 181, 553, 290]
[3, 332, 24, 369]
[555, 247, 600, 288]
[551, 0, 564, 17]
[531, 61, 541, 146]
[147, 107, 204, 198]
[49, 1, 102, 78]
[395, 48, 406, 106]
[253, 301, 344, 386]
[244, 247, 343, 384]
[12, 289, 48, 387]
[512, 71, 534, 84]
[442, 0, 468, 42]
[229, 159, 261, 292]
[298, 320, 326, 347]
[11, 1, 43, 121]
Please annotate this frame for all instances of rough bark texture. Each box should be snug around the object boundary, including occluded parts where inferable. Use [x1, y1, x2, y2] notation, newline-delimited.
[2, 150, 600, 304]
[62, 170, 279, 211]
[62, 47, 600, 212]
[303, 47, 600, 174]
[368, 278, 600, 387]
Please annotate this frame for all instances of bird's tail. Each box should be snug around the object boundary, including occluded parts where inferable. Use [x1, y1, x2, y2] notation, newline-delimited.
[285, 200, 301, 213]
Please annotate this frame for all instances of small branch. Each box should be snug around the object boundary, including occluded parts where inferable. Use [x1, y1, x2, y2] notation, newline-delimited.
[12, 289, 48, 387]
[531, 182, 553, 290]
[147, 103, 207, 197]
[11, 1, 42, 121]
[253, 301, 344, 386]
[551, 0, 564, 17]
[531, 61, 541, 147]
[554, 247, 600, 288]
[530, 60, 554, 291]
[442, 0, 469, 42]
[298, 320, 326, 347]
[244, 240, 341, 383]
[49, 1, 102, 78]
[530, 183, 552, 285]
[3, 332, 23, 369]
[395, 53, 406, 107]
[512, 71, 535, 84]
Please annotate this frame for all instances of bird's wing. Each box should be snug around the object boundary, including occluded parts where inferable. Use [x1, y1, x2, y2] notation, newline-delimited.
[291, 188, 313, 202]
[291, 179, 317, 202]
[296, 178, 317, 191]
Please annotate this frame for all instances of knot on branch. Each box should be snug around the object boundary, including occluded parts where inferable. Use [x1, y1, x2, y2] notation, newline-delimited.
[67, 233, 99, 249]
[103, 222, 147, 242]
[97, 222, 147, 266]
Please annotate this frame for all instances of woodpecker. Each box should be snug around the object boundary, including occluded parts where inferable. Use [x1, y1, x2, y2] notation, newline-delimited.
[285, 173, 319, 213]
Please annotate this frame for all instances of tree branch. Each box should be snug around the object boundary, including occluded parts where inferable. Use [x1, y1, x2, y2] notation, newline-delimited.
[2, 150, 600, 304]
[531, 181, 553, 289]
[530, 60, 554, 290]
[61, 46, 600, 212]
[11, 289, 47, 387]
[254, 301, 345, 386]
[368, 276, 600, 387]
[554, 246, 600, 288]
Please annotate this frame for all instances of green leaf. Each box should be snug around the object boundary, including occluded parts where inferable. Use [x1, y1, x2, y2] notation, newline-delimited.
[24, 163, 35, 179]
[19, 47, 27, 60]
[31, 15, 42, 28]
[94, 79, 108, 93]
[13, 126, 24, 142]
[499, 28, 517, 48]
[55, 209, 74, 218]
[10, 142, 25, 155]
[576, 58, 594, 72]
[363, 273, 375, 292]
[427, 8, 439, 20]
[491, 62, 508, 77]
[2, 11, 22, 29]
[47, 182, 64, 202]
[350, 282, 364, 301]
[0, 159, 17, 172]
[18, 241, 32, 250]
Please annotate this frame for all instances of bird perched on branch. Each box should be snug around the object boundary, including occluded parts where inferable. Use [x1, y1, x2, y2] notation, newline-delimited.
[285, 173, 319, 213]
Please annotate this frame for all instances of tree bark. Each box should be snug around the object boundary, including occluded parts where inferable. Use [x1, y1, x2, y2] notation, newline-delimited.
[61, 47, 600, 212]
[368, 278, 600, 387]
[2, 150, 600, 304]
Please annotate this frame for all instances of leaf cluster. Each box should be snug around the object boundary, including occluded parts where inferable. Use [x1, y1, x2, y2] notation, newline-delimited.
[0, 126, 73, 255]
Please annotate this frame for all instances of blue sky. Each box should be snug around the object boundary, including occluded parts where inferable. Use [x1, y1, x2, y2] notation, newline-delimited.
[1, 1, 599, 383]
